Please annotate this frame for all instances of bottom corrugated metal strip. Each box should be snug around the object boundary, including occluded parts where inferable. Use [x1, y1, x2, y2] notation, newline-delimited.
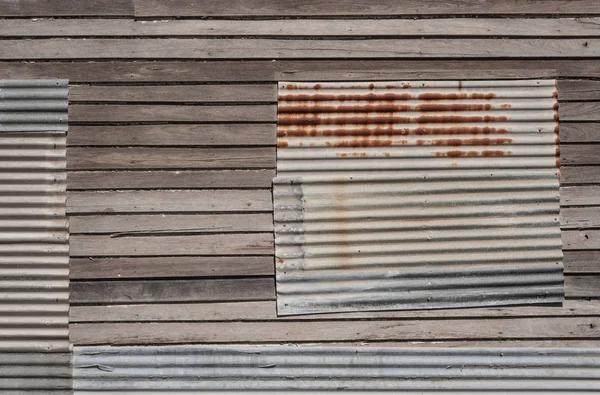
[74, 346, 600, 391]
[0, 353, 71, 395]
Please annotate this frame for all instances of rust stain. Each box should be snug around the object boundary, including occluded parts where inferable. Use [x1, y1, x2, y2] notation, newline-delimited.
[556, 157, 561, 168]
[430, 138, 513, 146]
[313, 83, 322, 90]
[417, 103, 492, 112]
[330, 138, 392, 148]
[416, 139, 424, 145]
[434, 150, 479, 157]
[368, 83, 375, 90]
[402, 83, 411, 88]
[384, 152, 391, 157]
[555, 146, 561, 156]
[500, 103, 512, 109]
[279, 93, 413, 101]
[451, 162, 458, 167]
[277, 126, 508, 138]
[277, 140, 288, 148]
[418, 92, 496, 100]
[278, 114, 508, 126]
[552, 90, 558, 98]
[481, 150, 508, 156]
[276, 257, 284, 264]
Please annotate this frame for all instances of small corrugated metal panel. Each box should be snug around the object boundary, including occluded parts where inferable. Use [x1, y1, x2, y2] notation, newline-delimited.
[0, 79, 68, 132]
[275, 80, 563, 315]
[0, 125, 70, 389]
[74, 345, 600, 391]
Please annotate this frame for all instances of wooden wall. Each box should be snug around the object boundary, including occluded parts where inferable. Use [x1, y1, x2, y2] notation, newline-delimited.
[2, 0, 600, 347]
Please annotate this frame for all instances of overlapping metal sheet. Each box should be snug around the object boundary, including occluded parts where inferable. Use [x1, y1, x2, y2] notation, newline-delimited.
[74, 345, 600, 392]
[275, 80, 563, 315]
[0, 80, 70, 393]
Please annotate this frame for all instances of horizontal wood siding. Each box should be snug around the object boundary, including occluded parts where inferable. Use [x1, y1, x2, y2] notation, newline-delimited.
[3, 2, 599, 347]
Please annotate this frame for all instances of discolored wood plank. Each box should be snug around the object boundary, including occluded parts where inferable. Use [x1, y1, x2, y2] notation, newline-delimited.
[69, 316, 600, 345]
[134, 0, 600, 17]
[561, 186, 600, 206]
[70, 233, 273, 256]
[67, 124, 276, 146]
[0, 60, 596, 82]
[5, 18, 600, 37]
[558, 80, 600, 101]
[564, 251, 600, 273]
[69, 213, 273, 234]
[559, 123, 600, 143]
[563, 230, 600, 250]
[69, 84, 276, 103]
[70, 278, 275, 304]
[561, 207, 600, 229]
[67, 170, 275, 189]
[561, 144, 600, 165]
[4, 39, 600, 60]
[69, 104, 275, 122]
[69, 299, 600, 322]
[70, 256, 274, 280]
[560, 102, 600, 121]
[560, 167, 600, 185]
[0, 0, 133, 16]
[66, 190, 273, 214]
[67, 147, 275, 170]
[565, 276, 600, 297]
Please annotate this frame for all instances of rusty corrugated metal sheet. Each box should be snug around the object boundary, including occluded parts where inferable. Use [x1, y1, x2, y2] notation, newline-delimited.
[275, 80, 563, 315]
[0, 80, 70, 393]
[74, 345, 600, 392]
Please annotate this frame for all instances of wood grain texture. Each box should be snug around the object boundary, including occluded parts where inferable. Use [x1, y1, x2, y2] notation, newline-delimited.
[4, 39, 600, 60]
[69, 299, 600, 322]
[71, 278, 275, 304]
[0, 0, 133, 16]
[564, 251, 600, 272]
[2, 61, 597, 82]
[67, 124, 276, 146]
[69, 213, 273, 234]
[565, 275, 600, 297]
[561, 186, 600, 206]
[561, 145, 600, 165]
[70, 256, 274, 280]
[67, 190, 273, 213]
[69, 84, 275, 103]
[559, 123, 600, 143]
[560, 102, 600, 121]
[69, 316, 600, 345]
[5, 18, 600, 37]
[134, 0, 600, 17]
[69, 104, 275, 122]
[561, 167, 600, 185]
[67, 147, 275, 170]
[558, 80, 600, 100]
[563, 230, 600, 250]
[561, 207, 600, 229]
[67, 170, 275, 189]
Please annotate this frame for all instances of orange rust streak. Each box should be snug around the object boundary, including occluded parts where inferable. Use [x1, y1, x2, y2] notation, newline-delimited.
[278, 115, 509, 125]
[431, 138, 513, 146]
[330, 138, 393, 148]
[418, 92, 496, 100]
[481, 150, 509, 156]
[276, 140, 288, 148]
[279, 104, 413, 113]
[279, 93, 413, 101]
[417, 103, 492, 112]
[434, 150, 479, 157]
[277, 126, 509, 138]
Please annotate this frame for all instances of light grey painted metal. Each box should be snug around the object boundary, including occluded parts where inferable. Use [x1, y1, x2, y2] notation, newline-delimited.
[0, 79, 68, 132]
[275, 80, 563, 315]
[74, 345, 600, 391]
[0, 80, 70, 393]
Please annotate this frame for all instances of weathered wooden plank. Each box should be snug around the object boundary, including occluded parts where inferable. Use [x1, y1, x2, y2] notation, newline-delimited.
[70, 256, 274, 280]
[565, 275, 600, 297]
[69, 84, 275, 103]
[564, 251, 600, 273]
[0, 0, 133, 16]
[1, 61, 595, 82]
[4, 39, 600, 60]
[69, 299, 600, 322]
[561, 145, 600, 165]
[67, 124, 276, 146]
[67, 170, 275, 189]
[561, 167, 600, 185]
[563, 230, 600, 250]
[558, 80, 600, 100]
[134, 0, 600, 17]
[5, 18, 600, 37]
[561, 186, 600, 206]
[69, 316, 600, 345]
[70, 278, 275, 304]
[70, 233, 274, 256]
[67, 147, 275, 170]
[69, 213, 273, 234]
[561, 207, 600, 229]
[67, 190, 273, 213]
[69, 104, 275, 122]
[559, 123, 600, 143]
[560, 102, 600, 121]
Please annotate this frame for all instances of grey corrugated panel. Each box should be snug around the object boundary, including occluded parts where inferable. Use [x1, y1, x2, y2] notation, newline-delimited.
[0, 80, 70, 392]
[74, 345, 600, 391]
[275, 80, 563, 315]
[0, 79, 68, 132]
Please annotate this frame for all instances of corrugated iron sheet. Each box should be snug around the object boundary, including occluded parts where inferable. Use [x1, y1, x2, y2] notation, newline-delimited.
[275, 80, 563, 315]
[74, 345, 600, 391]
[0, 80, 70, 393]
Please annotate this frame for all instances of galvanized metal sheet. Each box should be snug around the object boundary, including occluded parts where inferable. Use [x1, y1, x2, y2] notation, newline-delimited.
[0, 79, 68, 132]
[74, 345, 600, 391]
[275, 80, 563, 315]
[0, 80, 70, 392]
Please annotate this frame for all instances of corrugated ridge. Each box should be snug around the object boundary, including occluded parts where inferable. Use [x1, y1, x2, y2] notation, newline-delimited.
[275, 80, 563, 315]
[74, 345, 600, 391]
